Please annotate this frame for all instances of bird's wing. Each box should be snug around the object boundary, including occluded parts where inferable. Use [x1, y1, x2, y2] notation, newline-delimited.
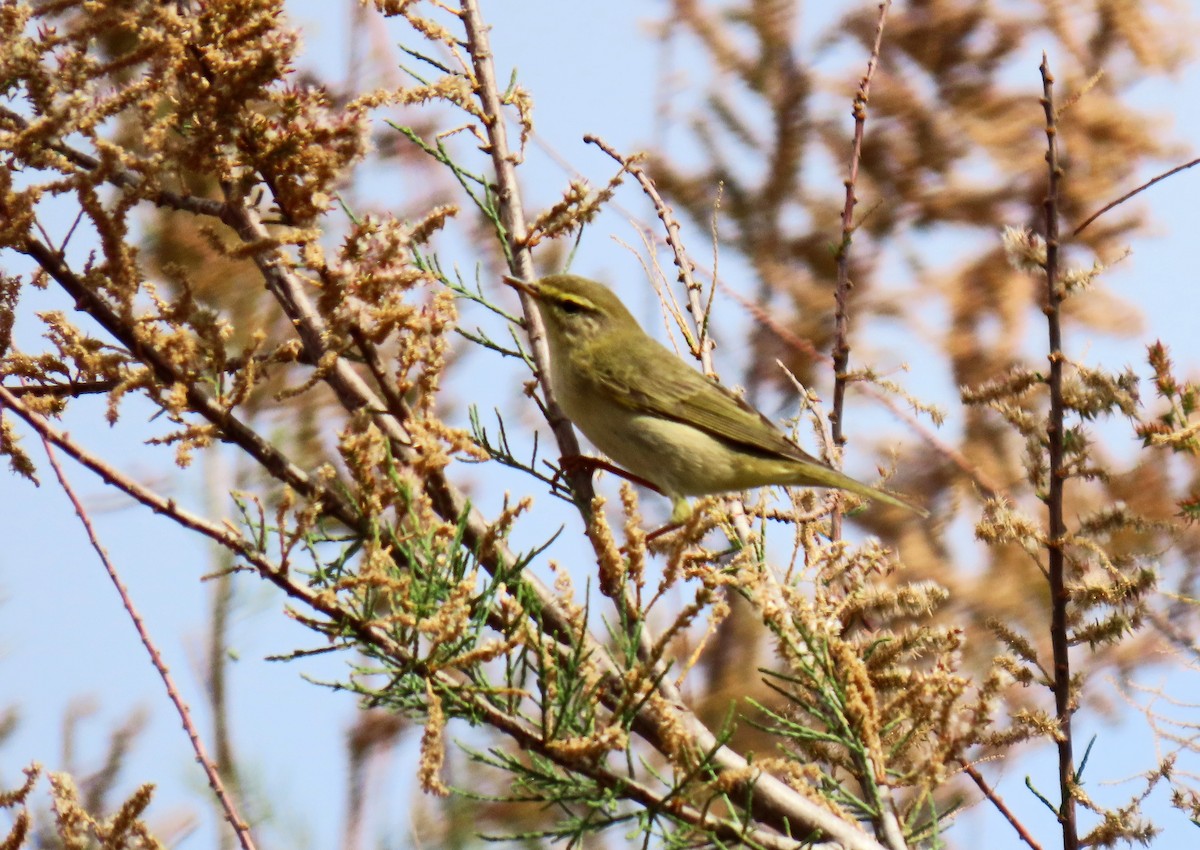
[589, 336, 827, 465]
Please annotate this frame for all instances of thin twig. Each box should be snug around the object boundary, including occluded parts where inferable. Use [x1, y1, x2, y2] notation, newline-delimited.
[1039, 53, 1079, 850]
[583, 134, 715, 376]
[828, 7, 908, 849]
[830, 0, 891, 543]
[1073, 156, 1200, 236]
[31, 409, 257, 850]
[961, 761, 1045, 850]
[0, 380, 119, 398]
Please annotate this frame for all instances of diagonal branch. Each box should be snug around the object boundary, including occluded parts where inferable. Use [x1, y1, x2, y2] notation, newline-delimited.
[1073, 156, 1200, 236]
[961, 761, 1044, 850]
[34, 420, 257, 850]
[584, 134, 714, 375]
[20, 236, 359, 526]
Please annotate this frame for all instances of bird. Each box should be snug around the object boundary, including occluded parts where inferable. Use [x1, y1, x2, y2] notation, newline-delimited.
[505, 273, 927, 523]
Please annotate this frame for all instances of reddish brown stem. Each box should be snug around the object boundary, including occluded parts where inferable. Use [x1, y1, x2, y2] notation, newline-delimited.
[558, 454, 664, 495]
[1040, 54, 1078, 850]
[961, 762, 1045, 850]
[831, 0, 890, 541]
[1074, 156, 1200, 236]
[583, 134, 715, 375]
[34, 419, 257, 850]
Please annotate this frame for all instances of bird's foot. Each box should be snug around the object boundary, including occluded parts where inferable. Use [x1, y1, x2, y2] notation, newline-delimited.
[556, 455, 664, 495]
[644, 521, 684, 544]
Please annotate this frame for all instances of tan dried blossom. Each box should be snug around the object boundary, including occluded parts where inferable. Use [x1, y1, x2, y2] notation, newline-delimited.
[1149, 419, 1200, 450]
[536, 628, 561, 720]
[675, 594, 730, 685]
[374, 1, 461, 50]
[770, 759, 827, 795]
[1061, 252, 1126, 294]
[410, 204, 459, 246]
[0, 169, 36, 255]
[250, 88, 375, 223]
[145, 419, 219, 469]
[1001, 226, 1047, 273]
[585, 495, 627, 598]
[1012, 707, 1065, 742]
[441, 635, 521, 670]
[641, 692, 690, 763]
[0, 810, 30, 850]
[417, 570, 478, 648]
[830, 640, 884, 767]
[0, 764, 39, 811]
[1063, 362, 1140, 419]
[960, 368, 1043, 406]
[548, 561, 588, 634]
[544, 725, 627, 761]
[976, 498, 1046, 557]
[502, 83, 534, 155]
[418, 681, 451, 797]
[397, 76, 484, 121]
[0, 413, 37, 483]
[476, 495, 532, 564]
[102, 782, 160, 850]
[653, 584, 719, 672]
[838, 580, 947, 628]
[404, 415, 487, 480]
[371, 0, 419, 16]
[525, 176, 624, 246]
[618, 483, 647, 589]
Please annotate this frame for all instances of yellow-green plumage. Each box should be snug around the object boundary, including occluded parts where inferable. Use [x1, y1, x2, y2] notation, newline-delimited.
[509, 273, 927, 522]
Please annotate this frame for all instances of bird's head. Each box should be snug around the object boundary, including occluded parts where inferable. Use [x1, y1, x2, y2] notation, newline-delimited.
[503, 274, 639, 348]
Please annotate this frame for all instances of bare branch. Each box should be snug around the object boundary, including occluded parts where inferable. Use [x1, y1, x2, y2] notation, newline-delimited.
[33, 418, 257, 850]
[1039, 53, 1079, 850]
[830, 0, 891, 541]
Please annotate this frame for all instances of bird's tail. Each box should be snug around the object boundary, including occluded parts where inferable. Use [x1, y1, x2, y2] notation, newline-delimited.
[792, 464, 929, 518]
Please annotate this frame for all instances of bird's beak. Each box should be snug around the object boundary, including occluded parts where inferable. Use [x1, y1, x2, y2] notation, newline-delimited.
[502, 274, 539, 298]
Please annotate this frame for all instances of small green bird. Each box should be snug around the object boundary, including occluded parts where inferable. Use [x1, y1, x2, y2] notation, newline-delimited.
[506, 273, 927, 522]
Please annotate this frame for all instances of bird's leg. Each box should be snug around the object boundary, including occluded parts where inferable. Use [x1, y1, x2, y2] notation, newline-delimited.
[640, 496, 696, 543]
[558, 456, 688, 543]
[556, 455, 664, 495]
[644, 520, 684, 544]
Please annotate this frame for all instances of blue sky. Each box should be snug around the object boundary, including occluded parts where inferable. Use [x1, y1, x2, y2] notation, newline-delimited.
[3, 2, 1200, 848]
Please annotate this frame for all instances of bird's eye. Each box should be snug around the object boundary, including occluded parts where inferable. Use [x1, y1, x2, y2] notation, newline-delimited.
[558, 299, 586, 315]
